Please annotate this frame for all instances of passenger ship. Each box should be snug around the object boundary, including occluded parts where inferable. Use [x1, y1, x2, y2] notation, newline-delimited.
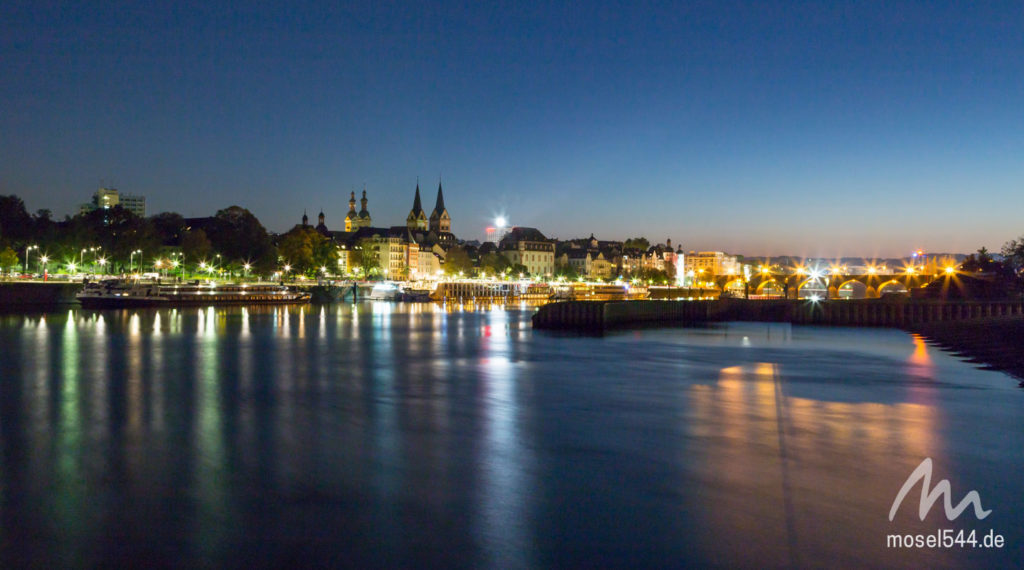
[430, 281, 517, 301]
[77, 279, 311, 308]
[570, 283, 650, 301]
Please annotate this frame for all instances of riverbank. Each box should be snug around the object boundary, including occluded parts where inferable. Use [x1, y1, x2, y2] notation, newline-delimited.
[910, 318, 1024, 381]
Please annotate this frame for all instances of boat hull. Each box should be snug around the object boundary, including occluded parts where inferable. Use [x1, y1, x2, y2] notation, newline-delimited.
[78, 295, 311, 309]
[76, 279, 311, 308]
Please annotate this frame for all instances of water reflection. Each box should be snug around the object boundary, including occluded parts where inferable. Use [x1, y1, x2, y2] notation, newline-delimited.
[0, 309, 1021, 567]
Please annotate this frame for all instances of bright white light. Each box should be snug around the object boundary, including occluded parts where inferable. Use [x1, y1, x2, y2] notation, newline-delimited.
[495, 216, 507, 228]
[809, 294, 821, 302]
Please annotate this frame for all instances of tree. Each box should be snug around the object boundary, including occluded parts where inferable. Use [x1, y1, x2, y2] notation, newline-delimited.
[480, 251, 511, 274]
[1001, 237, 1024, 274]
[181, 228, 213, 266]
[0, 195, 33, 244]
[71, 205, 160, 271]
[960, 247, 1012, 277]
[277, 226, 338, 277]
[208, 206, 274, 264]
[444, 245, 474, 276]
[623, 237, 650, 252]
[0, 247, 18, 276]
[278, 228, 315, 275]
[626, 266, 675, 285]
[150, 212, 187, 246]
[349, 238, 381, 277]
[663, 260, 676, 281]
[554, 264, 580, 280]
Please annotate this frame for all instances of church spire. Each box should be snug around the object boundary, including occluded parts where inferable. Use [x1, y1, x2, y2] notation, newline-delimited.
[407, 180, 427, 230]
[357, 187, 371, 227]
[429, 178, 450, 234]
[412, 182, 423, 214]
[345, 191, 357, 231]
[434, 179, 446, 213]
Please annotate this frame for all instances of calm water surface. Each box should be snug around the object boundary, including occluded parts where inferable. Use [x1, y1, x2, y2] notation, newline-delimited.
[0, 303, 1022, 568]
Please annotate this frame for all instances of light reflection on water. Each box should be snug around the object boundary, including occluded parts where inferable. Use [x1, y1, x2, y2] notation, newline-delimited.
[0, 306, 1022, 568]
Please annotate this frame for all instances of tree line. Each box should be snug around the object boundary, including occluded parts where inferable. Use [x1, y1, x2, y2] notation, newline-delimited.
[0, 195, 291, 277]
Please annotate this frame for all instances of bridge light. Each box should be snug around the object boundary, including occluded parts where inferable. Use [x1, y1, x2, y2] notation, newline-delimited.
[945, 266, 955, 275]
[831, 267, 841, 275]
[868, 266, 877, 274]
[905, 267, 914, 275]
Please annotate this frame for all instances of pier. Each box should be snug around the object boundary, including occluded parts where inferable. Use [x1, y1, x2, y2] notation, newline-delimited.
[532, 298, 1024, 332]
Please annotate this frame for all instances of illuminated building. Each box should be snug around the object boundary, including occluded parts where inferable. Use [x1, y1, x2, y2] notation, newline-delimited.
[79, 187, 146, 218]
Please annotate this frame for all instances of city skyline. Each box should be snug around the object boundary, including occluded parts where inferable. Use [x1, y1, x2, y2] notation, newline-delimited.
[3, 1, 1023, 257]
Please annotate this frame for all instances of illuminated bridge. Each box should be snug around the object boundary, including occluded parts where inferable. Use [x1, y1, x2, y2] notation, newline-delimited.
[709, 271, 938, 300]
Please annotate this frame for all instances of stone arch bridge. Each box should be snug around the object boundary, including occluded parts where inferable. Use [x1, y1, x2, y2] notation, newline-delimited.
[711, 273, 935, 300]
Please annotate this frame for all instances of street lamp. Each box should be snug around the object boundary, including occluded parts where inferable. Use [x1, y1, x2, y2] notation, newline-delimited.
[97, 257, 108, 276]
[130, 249, 142, 274]
[24, 245, 38, 275]
[40, 255, 49, 277]
[87, 247, 101, 274]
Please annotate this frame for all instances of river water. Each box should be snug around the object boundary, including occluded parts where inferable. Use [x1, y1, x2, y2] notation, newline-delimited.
[0, 303, 1021, 568]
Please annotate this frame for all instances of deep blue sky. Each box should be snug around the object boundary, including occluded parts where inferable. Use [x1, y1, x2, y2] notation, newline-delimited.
[2, 1, 1022, 256]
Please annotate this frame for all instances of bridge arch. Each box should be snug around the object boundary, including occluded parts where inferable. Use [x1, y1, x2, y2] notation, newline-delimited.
[796, 277, 828, 299]
[836, 279, 869, 300]
[722, 278, 745, 297]
[878, 279, 909, 296]
[755, 279, 784, 298]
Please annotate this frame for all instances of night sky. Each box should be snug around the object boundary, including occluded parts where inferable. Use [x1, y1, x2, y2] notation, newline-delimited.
[2, 1, 1022, 256]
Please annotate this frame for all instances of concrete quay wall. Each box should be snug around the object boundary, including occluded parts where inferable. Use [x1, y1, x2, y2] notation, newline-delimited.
[532, 298, 1024, 331]
[0, 282, 83, 308]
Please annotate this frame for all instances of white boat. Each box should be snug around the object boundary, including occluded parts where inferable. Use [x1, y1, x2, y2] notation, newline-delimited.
[366, 281, 401, 301]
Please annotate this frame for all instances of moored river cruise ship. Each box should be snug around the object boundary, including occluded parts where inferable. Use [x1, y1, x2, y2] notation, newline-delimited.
[76, 279, 311, 308]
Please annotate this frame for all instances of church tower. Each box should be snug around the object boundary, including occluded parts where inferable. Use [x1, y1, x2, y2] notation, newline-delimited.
[406, 181, 428, 231]
[357, 188, 372, 228]
[302, 210, 309, 227]
[316, 210, 327, 234]
[428, 180, 451, 233]
[345, 191, 357, 231]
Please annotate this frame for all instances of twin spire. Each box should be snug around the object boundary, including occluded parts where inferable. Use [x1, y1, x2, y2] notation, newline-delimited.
[408, 178, 449, 233]
[344, 187, 371, 231]
[310, 180, 446, 234]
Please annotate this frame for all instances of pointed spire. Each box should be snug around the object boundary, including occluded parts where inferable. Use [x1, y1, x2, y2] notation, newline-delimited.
[412, 182, 423, 214]
[434, 179, 446, 213]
